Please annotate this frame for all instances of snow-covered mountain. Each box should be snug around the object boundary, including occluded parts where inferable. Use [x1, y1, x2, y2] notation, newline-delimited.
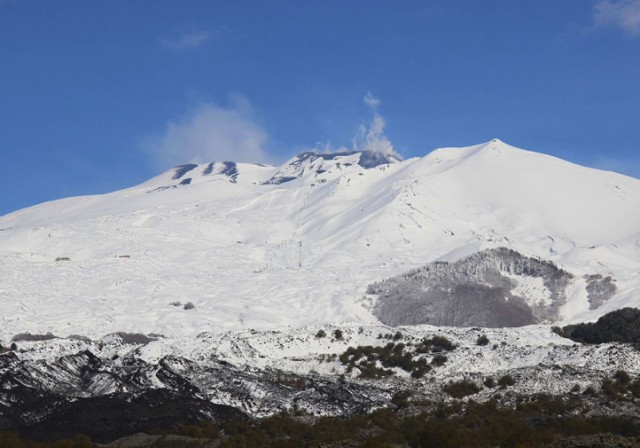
[1, 139, 640, 340]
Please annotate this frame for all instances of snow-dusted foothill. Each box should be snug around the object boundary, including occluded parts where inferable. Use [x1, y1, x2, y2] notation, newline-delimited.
[2, 324, 640, 426]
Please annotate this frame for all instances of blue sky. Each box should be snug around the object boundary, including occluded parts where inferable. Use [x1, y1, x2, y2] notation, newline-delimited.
[1, 0, 639, 215]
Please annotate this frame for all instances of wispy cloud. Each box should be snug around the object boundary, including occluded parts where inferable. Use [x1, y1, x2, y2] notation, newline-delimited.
[306, 92, 401, 159]
[592, 0, 640, 35]
[144, 97, 272, 168]
[160, 29, 213, 50]
[353, 92, 400, 158]
[363, 91, 381, 109]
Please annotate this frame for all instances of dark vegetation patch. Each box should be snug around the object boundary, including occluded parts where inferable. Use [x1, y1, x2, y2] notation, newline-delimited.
[339, 336, 455, 380]
[585, 274, 617, 310]
[476, 334, 490, 346]
[415, 335, 457, 353]
[498, 374, 517, 388]
[443, 379, 481, 398]
[6, 397, 640, 447]
[431, 353, 448, 367]
[599, 370, 640, 401]
[2, 389, 247, 445]
[484, 377, 496, 388]
[556, 308, 640, 344]
[115, 332, 157, 345]
[12, 332, 58, 342]
[0, 433, 93, 447]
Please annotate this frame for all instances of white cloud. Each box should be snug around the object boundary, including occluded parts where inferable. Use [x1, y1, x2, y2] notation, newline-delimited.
[160, 30, 212, 50]
[305, 93, 401, 159]
[363, 91, 381, 109]
[593, 0, 640, 35]
[353, 93, 401, 158]
[145, 98, 272, 168]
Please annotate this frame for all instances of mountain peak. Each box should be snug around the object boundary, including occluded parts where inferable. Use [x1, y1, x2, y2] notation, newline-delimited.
[263, 150, 400, 185]
[294, 149, 401, 168]
[476, 138, 514, 153]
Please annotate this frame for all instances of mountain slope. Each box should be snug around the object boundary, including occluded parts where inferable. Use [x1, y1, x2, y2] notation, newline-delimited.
[1, 140, 639, 340]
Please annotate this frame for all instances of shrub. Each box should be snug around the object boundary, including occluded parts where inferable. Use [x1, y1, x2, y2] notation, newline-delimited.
[358, 363, 393, 379]
[477, 334, 490, 346]
[601, 378, 623, 398]
[315, 329, 327, 338]
[183, 302, 195, 310]
[391, 390, 412, 408]
[583, 385, 597, 396]
[484, 377, 496, 388]
[393, 331, 403, 341]
[431, 354, 448, 367]
[498, 374, 516, 388]
[416, 336, 457, 353]
[614, 370, 631, 385]
[443, 379, 481, 399]
[411, 364, 431, 379]
[334, 329, 343, 340]
[430, 336, 456, 351]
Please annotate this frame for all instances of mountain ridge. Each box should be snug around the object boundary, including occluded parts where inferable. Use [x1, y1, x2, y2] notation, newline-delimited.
[1, 140, 639, 340]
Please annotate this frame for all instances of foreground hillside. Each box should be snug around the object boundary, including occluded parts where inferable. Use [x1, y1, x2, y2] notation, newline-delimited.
[1, 140, 640, 339]
[2, 320, 640, 445]
[3, 403, 640, 447]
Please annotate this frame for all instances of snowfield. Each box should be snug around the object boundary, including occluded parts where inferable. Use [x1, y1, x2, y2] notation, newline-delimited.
[1, 139, 640, 341]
